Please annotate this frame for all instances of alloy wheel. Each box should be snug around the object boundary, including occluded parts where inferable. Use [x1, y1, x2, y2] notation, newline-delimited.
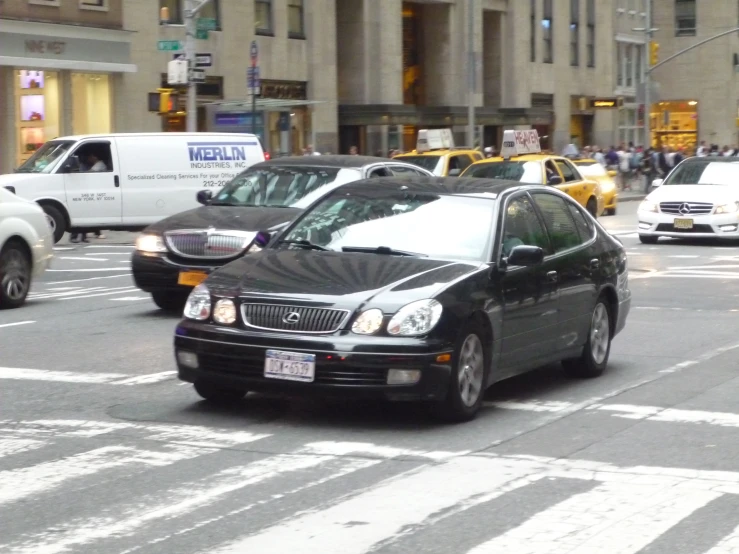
[1, 249, 30, 302]
[457, 333, 484, 407]
[590, 303, 610, 365]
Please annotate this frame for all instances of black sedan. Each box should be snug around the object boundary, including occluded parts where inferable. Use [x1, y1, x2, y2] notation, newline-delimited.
[173, 177, 631, 422]
[132, 156, 432, 310]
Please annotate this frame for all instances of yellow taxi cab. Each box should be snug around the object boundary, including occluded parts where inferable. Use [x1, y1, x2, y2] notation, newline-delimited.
[571, 158, 618, 215]
[460, 129, 604, 217]
[393, 129, 483, 176]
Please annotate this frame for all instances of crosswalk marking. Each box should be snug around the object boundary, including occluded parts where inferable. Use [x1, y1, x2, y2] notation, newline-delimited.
[0, 438, 44, 458]
[0, 367, 175, 386]
[706, 524, 739, 554]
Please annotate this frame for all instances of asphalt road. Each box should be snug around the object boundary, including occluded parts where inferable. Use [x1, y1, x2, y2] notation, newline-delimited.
[3, 201, 739, 553]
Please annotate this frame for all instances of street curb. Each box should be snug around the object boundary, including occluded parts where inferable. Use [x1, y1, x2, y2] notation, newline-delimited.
[619, 195, 646, 203]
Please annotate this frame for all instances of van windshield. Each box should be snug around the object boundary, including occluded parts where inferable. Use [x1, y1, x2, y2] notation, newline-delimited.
[16, 141, 75, 174]
[211, 166, 360, 208]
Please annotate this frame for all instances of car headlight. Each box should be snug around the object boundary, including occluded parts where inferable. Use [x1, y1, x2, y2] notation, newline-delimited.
[715, 202, 739, 214]
[136, 233, 167, 253]
[387, 299, 443, 336]
[213, 298, 237, 324]
[638, 200, 658, 213]
[184, 284, 211, 321]
[351, 308, 384, 335]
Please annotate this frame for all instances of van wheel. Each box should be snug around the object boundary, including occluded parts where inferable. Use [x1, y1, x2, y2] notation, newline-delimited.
[0, 241, 32, 309]
[152, 291, 189, 312]
[41, 205, 66, 243]
[586, 197, 598, 218]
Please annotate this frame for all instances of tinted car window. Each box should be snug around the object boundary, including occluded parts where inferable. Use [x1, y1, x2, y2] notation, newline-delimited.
[531, 193, 583, 253]
[464, 161, 544, 183]
[394, 155, 442, 172]
[501, 195, 551, 258]
[213, 166, 344, 208]
[555, 160, 578, 183]
[281, 191, 495, 262]
[390, 164, 428, 177]
[452, 154, 473, 171]
[567, 202, 596, 242]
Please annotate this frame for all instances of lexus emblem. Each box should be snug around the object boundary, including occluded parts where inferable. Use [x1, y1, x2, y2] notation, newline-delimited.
[678, 203, 692, 215]
[282, 312, 301, 324]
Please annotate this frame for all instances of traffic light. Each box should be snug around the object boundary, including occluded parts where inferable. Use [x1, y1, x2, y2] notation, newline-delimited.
[650, 41, 659, 66]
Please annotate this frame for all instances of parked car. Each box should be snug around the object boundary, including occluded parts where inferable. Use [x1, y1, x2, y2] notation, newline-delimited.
[132, 156, 434, 311]
[0, 133, 265, 243]
[0, 187, 53, 308]
[638, 157, 739, 243]
[173, 176, 631, 422]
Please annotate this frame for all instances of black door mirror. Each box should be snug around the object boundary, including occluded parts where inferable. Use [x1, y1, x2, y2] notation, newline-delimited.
[548, 175, 563, 185]
[506, 245, 544, 267]
[254, 231, 271, 248]
[64, 155, 81, 173]
[196, 190, 213, 205]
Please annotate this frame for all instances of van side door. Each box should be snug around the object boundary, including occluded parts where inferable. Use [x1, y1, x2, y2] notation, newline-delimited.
[61, 140, 122, 226]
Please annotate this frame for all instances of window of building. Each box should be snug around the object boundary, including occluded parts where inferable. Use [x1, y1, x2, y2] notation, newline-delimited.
[570, 0, 579, 66]
[256, 0, 273, 34]
[288, 0, 305, 38]
[159, 0, 182, 24]
[71, 73, 112, 136]
[79, 0, 108, 10]
[618, 106, 644, 146]
[530, 0, 536, 62]
[675, 0, 696, 36]
[586, 0, 595, 67]
[158, 0, 219, 28]
[634, 44, 643, 85]
[28, 0, 60, 6]
[625, 44, 633, 87]
[542, 0, 553, 63]
[14, 70, 60, 167]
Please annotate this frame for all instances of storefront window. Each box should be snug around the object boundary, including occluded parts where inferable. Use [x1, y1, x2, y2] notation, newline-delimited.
[14, 70, 60, 167]
[618, 107, 645, 147]
[71, 73, 111, 135]
[651, 100, 698, 151]
[267, 108, 308, 156]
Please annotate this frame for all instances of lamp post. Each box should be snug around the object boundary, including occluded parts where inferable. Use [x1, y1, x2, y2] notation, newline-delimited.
[633, 0, 658, 148]
[466, 0, 475, 148]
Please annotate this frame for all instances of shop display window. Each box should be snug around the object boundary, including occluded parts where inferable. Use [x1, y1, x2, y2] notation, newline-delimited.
[14, 70, 60, 165]
[72, 73, 112, 135]
[650, 100, 698, 150]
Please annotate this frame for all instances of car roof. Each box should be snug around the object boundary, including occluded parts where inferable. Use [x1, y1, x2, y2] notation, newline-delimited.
[681, 156, 739, 163]
[395, 149, 479, 157]
[335, 176, 548, 199]
[253, 155, 391, 169]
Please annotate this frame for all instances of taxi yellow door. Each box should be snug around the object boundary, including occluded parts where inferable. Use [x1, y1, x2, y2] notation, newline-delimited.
[554, 158, 585, 204]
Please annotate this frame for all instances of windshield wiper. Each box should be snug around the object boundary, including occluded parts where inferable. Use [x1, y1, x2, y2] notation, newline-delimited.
[341, 246, 427, 257]
[279, 239, 329, 251]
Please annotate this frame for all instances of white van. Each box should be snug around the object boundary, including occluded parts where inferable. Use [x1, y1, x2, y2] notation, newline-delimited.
[0, 133, 265, 243]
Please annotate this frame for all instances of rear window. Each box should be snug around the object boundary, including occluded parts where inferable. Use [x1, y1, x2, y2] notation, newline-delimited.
[463, 161, 544, 183]
[395, 155, 442, 172]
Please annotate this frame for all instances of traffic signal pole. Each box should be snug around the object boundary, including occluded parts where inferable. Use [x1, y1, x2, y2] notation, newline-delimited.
[184, 0, 213, 132]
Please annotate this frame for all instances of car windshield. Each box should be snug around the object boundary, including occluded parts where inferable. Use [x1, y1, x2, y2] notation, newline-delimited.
[463, 161, 544, 183]
[574, 162, 607, 177]
[211, 166, 361, 208]
[16, 140, 75, 173]
[664, 161, 739, 186]
[395, 155, 442, 173]
[280, 189, 495, 261]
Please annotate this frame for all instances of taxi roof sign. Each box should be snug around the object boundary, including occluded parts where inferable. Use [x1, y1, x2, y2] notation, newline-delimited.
[500, 129, 541, 159]
[416, 129, 455, 152]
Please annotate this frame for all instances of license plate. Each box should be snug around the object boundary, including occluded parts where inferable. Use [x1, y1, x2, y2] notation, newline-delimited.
[264, 350, 316, 383]
[178, 271, 208, 286]
[673, 218, 694, 230]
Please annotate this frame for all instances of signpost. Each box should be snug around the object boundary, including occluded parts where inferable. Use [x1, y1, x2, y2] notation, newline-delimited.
[189, 68, 206, 84]
[158, 40, 182, 51]
[174, 53, 212, 67]
[249, 40, 259, 135]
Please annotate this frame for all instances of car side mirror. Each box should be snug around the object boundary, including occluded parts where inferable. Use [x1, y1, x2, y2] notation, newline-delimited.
[254, 231, 271, 248]
[548, 175, 563, 185]
[196, 190, 213, 205]
[448, 168, 461, 176]
[506, 245, 544, 267]
[4, 186, 15, 194]
[651, 178, 663, 188]
[64, 155, 81, 173]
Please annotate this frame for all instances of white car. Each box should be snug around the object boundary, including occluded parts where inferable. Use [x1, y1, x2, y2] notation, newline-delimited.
[0, 187, 53, 308]
[637, 157, 739, 244]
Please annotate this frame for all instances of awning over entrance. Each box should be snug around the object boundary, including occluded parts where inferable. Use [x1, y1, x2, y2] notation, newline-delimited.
[208, 99, 327, 111]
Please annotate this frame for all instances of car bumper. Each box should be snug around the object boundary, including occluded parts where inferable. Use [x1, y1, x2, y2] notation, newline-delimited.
[32, 234, 54, 277]
[132, 251, 225, 293]
[173, 321, 455, 402]
[603, 190, 617, 210]
[637, 211, 739, 239]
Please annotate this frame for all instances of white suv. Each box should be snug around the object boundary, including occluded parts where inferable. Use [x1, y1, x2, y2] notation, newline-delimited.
[0, 187, 53, 308]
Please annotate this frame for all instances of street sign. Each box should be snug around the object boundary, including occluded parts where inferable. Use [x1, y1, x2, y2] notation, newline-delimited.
[157, 40, 182, 51]
[167, 59, 188, 85]
[189, 68, 206, 83]
[196, 29, 209, 40]
[247, 66, 260, 95]
[174, 53, 213, 67]
[196, 18, 217, 31]
[250, 40, 258, 63]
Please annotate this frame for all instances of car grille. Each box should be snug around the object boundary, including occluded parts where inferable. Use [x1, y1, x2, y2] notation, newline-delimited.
[659, 202, 713, 215]
[656, 223, 714, 234]
[164, 229, 255, 260]
[241, 303, 350, 334]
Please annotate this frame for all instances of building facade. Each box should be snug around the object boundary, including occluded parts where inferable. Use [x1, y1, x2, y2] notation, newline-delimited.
[0, 0, 136, 174]
[649, 0, 739, 150]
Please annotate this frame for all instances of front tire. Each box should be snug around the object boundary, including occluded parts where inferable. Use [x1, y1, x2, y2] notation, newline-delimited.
[194, 381, 248, 403]
[41, 204, 66, 243]
[605, 207, 617, 216]
[430, 323, 488, 423]
[0, 241, 32, 309]
[562, 298, 612, 378]
[639, 234, 659, 244]
[151, 291, 189, 312]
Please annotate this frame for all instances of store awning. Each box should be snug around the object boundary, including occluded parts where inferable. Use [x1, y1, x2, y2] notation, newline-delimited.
[0, 56, 136, 73]
[209, 99, 327, 111]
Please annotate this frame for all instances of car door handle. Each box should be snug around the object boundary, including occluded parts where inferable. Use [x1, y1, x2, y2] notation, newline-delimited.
[114, 175, 120, 187]
[546, 271, 558, 282]
[590, 258, 600, 270]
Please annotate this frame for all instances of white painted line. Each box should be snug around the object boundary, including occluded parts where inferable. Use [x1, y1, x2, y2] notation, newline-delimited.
[59, 257, 108, 262]
[52, 246, 75, 251]
[85, 252, 131, 256]
[0, 438, 45, 459]
[47, 268, 135, 272]
[303, 441, 470, 461]
[47, 274, 131, 284]
[60, 288, 139, 300]
[0, 445, 206, 507]
[466, 482, 719, 554]
[211, 456, 541, 554]
[667, 255, 700, 259]
[30, 286, 107, 299]
[109, 296, 149, 302]
[0, 367, 128, 384]
[113, 371, 176, 386]
[597, 404, 739, 428]
[83, 245, 134, 248]
[0, 321, 35, 329]
[484, 400, 572, 413]
[45, 287, 81, 291]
